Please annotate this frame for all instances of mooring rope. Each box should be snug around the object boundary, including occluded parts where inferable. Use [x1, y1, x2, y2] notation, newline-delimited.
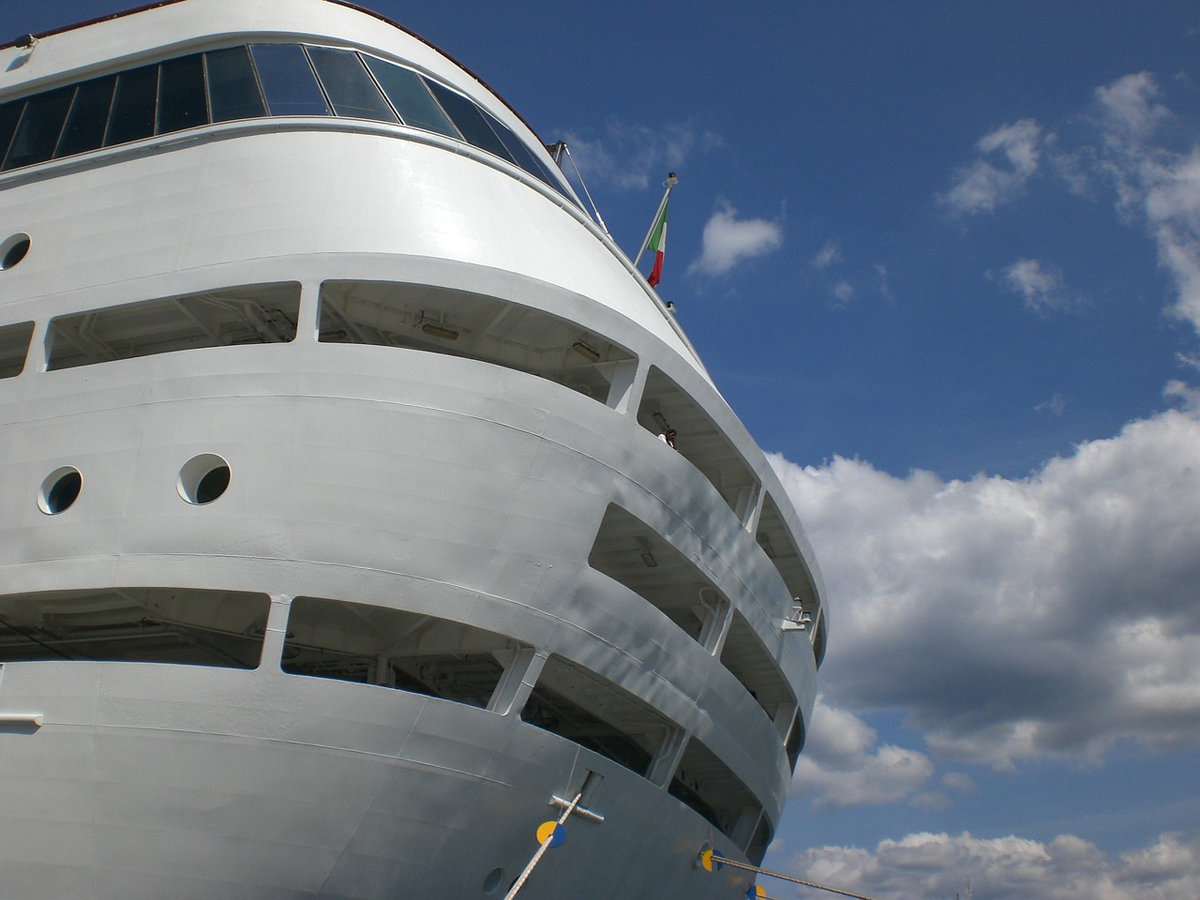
[701, 850, 878, 900]
[502, 792, 583, 900]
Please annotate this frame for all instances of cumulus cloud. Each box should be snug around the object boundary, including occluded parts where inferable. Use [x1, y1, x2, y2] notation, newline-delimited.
[940, 118, 1044, 215]
[791, 700, 937, 810]
[782, 830, 1200, 900]
[998, 258, 1081, 312]
[769, 408, 1200, 771]
[1096, 72, 1172, 141]
[688, 203, 784, 277]
[561, 118, 719, 191]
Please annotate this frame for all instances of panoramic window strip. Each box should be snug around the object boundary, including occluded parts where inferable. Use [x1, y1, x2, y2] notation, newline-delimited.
[0, 588, 269, 668]
[669, 738, 765, 858]
[45, 282, 299, 371]
[756, 492, 824, 667]
[637, 366, 760, 519]
[719, 610, 795, 723]
[588, 503, 797, 726]
[0, 42, 573, 201]
[0, 320, 33, 378]
[283, 596, 529, 709]
[588, 503, 730, 648]
[520, 654, 674, 779]
[319, 280, 637, 408]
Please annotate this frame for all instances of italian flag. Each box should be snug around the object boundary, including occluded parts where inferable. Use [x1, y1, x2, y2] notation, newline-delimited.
[646, 200, 669, 287]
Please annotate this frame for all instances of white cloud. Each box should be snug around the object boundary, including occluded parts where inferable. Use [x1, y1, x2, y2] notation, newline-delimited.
[1035, 392, 1067, 416]
[1096, 72, 1172, 141]
[791, 700, 936, 810]
[688, 203, 783, 277]
[769, 408, 1200, 771]
[999, 258, 1081, 312]
[831, 280, 854, 306]
[812, 239, 842, 269]
[940, 118, 1044, 215]
[780, 830, 1200, 900]
[561, 119, 719, 191]
[944, 72, 1200, 342]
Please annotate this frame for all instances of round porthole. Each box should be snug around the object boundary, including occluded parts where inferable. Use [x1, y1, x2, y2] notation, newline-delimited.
[178, 454, 231, 505]
[481, 867, 505, 895]
[39, 466, 81, 515]
[1, 233, 30, 270]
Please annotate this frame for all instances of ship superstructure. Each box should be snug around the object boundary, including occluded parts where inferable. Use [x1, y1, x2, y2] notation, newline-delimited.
[0, 2, 826, 897]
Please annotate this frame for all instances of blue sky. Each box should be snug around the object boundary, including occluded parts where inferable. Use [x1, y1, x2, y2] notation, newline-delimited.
[10, 2, 1200, 897]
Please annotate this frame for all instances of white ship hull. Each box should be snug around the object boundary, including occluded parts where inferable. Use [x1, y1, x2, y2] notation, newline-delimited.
[0, 3, 827, 897]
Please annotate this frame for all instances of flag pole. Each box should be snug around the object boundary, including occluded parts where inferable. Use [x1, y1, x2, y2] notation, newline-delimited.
[634, 172, 679, 267]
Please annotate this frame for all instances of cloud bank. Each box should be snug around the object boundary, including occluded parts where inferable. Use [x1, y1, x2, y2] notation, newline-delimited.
[783, 830, 1200, 900]
[770, 407, 1200, 772]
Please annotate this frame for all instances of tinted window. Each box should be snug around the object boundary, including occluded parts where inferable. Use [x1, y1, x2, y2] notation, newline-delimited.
[55, 76, 116, 158]
[363, 57, 459, 138]
[157, 53, 208, 134]
[484, 110, 559, 187]
[4, 86, 73, 169]
[0, 321, 34, 379]
[306, 47, 396, 122]
[0, 100, 24, 165]
[423, 79, 515, 163]
[105, 64, 158, 146]
[251, 44, 329, 116]
[205, 46, 266, 122]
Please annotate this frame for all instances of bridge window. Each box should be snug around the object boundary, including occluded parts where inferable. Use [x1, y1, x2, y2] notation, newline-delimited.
[307, 46, 397, 122]
[205, 46, 266, 122]
[363, 56, 459, 138]
[0, 42, 574, 204]
[3, 85, 73, 170]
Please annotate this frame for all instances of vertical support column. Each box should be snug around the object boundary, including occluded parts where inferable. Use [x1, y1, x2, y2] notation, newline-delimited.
[261, 593, 293, 673]
[27, 319, 50, 373]
[605, 358, 641, 413]
[298, 279, 324, 344]
[487, 647, 549, 715]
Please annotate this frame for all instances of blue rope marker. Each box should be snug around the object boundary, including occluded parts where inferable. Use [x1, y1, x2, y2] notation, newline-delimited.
[503, 793, 583, 900]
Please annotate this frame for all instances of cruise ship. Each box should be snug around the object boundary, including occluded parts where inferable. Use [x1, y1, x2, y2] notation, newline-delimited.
[0, 1, 827, 897]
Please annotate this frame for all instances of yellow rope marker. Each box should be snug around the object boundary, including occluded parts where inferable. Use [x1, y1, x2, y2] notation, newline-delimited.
[535, 821, 565, 848]
[698, 846, 878, 900]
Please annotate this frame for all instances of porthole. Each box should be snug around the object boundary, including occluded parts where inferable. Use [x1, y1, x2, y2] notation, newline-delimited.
[1, 234, 30, 270]
[39, 466, 82, 515]
[178, 454, 231, 505]
[481, 867, 505, 895]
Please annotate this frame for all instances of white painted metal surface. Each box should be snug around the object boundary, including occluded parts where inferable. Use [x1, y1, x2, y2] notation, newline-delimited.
[0, 2, 827, 897]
